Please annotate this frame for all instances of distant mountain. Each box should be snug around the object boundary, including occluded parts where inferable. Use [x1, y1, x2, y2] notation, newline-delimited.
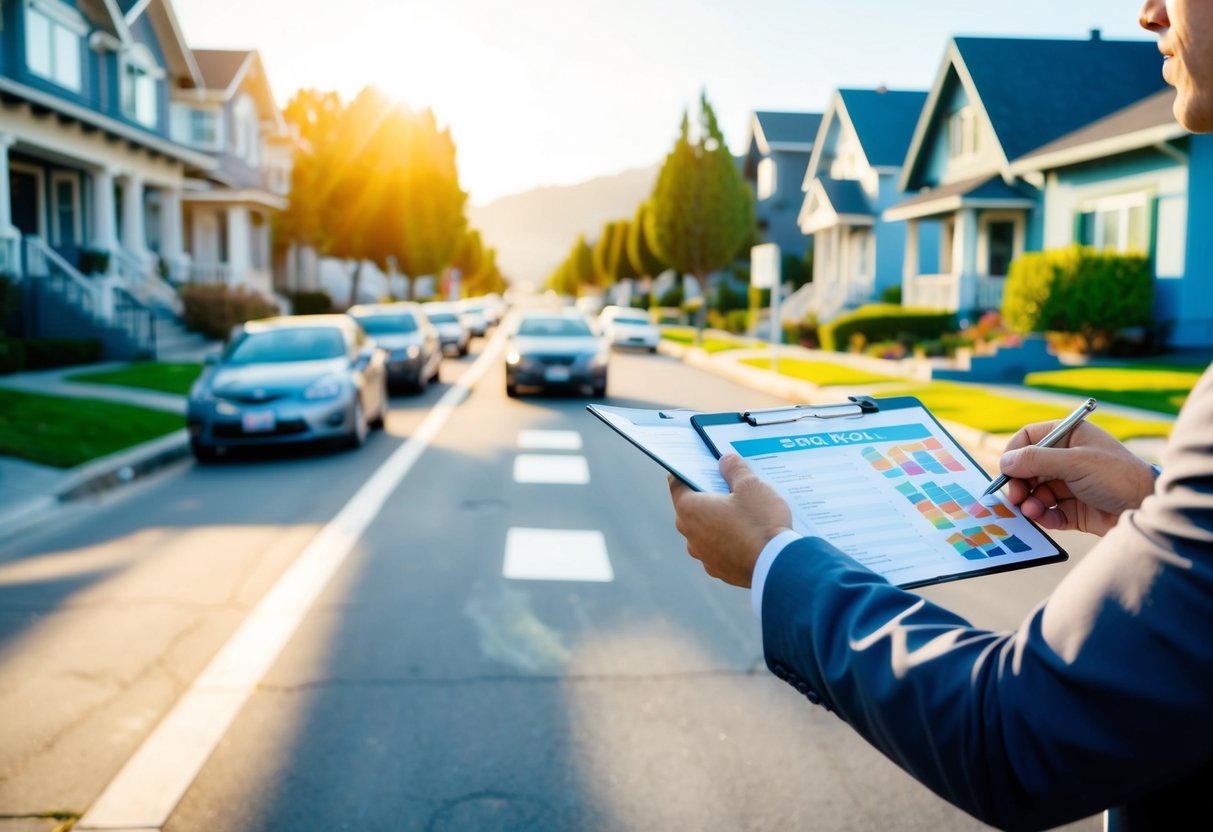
[467, 164, 660, 287]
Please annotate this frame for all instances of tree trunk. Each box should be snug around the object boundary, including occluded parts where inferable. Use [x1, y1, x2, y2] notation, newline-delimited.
[347, 260, 363, 309]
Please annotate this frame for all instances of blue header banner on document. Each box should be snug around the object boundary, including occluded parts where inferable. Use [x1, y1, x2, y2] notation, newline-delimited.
[731, 423, 932, 458]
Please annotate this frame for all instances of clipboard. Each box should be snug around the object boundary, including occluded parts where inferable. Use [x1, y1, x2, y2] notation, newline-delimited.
[689, 395, 1067, 589]
[586, 404, 727, 493]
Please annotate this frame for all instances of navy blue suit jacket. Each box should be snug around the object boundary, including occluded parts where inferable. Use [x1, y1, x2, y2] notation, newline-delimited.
[760, 366, 1213, 831]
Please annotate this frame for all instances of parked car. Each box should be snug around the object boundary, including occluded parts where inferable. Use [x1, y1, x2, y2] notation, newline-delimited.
[421, 301, 471, 356]
[598, 305, 661, 352]
[347, 301, 442, 392]
[457, 299, 490, 337]
[186, 315, 388, 462]
[505, 308, 609, 398]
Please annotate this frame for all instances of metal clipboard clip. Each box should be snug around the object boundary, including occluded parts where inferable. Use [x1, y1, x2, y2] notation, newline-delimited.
[741, 396, 880, 426]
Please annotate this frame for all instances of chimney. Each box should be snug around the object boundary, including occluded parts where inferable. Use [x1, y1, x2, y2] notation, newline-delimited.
[1090, 28, 1102, 41]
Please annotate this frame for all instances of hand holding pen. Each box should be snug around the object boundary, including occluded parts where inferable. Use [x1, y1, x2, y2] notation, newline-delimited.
[982, 398, 1098, 497]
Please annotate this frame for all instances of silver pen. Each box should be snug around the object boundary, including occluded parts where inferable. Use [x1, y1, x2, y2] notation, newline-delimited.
[981, 397, 1098, 497]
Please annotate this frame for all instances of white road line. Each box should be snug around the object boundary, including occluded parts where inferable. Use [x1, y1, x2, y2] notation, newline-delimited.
[513, 454, 590, 484]
[76, 331, 506, 831]
[516, 429, 583, 450]
[502, 528, 614, 582]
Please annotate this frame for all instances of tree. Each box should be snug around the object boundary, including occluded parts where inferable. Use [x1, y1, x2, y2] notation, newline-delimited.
[646, 91, 755, 330]
[627, 202, 668, 308]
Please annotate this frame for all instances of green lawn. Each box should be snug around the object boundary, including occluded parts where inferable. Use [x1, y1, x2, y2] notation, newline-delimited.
[0, 389, 185, 468]
[739, 356, 904, 387]
[661, 328, 762, 354]
[883, 381, 1173, 442]
[67, 362, 204, 396]
[1024, 363, 1207, 415]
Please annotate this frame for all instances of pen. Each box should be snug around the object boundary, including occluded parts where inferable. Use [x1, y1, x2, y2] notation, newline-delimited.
[981, 397, 1098, 497]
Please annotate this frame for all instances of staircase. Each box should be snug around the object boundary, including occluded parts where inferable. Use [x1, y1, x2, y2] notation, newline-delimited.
[152, 309, 217, 360]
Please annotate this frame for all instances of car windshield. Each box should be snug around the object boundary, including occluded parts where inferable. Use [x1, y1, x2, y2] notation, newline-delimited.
[224, 327, 347, 364]
[516, 317, 593, 337]
[427, 312, 458, 324]
[355, 314, 418, 334]
[613, 313, 651, 325]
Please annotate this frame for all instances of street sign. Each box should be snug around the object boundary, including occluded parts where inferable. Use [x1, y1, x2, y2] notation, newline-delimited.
[750, 243, 780, 290]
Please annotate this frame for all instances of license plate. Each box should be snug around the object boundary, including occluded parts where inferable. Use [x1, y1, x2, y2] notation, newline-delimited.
[241, 410, 276, 433]
[544, 366, 571, 382]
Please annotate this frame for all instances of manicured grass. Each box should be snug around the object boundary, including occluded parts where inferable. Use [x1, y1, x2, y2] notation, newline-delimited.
[739, 356, 904, 387]
[0, 389, 184, 468]
[661, 328, 763, 353]
[883, 381, 1173, 442]
[1024, 363, 1207, 415]
[67, 362, 204, 396]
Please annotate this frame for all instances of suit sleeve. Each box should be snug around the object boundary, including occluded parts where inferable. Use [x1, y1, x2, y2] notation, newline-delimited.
[760, 368, 1213, 832]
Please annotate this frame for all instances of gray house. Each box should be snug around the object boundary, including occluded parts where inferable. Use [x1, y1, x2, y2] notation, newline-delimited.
[742, 110, 822, 262]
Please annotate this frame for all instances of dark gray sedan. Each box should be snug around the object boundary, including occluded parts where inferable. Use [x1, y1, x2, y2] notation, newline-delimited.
[347, 302, 443, 393]
[186, 315, 389, 462]
[504, 309, 609, 398]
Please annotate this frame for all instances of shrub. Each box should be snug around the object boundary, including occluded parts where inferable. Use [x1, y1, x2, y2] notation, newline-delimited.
[658, 283, 684, 307]
[287, 290, 335, 315]
[22, 338, 103, 370]
[820, 304, 955, 352]
[1002, 246, 1153, 353]
[0, 337, 25, 374]
[181, 284, 280, 340]
[0, 273, 21, 336]
[880, 285, 903, 304]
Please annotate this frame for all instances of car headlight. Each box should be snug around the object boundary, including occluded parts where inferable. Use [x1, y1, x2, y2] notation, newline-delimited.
[588, 351, 609, 369]
[506, 350, 522, 365]
[406, 345, 420, 360]
[215, 399, 239, 415]
[303, 375, 344, 400]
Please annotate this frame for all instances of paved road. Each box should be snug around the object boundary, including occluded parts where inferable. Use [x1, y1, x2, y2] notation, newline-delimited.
[0, 335, 1101, 832]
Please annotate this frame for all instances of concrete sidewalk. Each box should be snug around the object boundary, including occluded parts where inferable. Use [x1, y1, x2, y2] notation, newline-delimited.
[0, 345, 218, 542]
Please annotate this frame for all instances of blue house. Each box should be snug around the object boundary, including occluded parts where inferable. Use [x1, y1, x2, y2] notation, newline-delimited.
[742, 111, 822, 262]
[1009, 89, 1213, 348]
[0, 0, 291, 357]
[885, 33, 1167, 319]
[795, 87, 930, 322]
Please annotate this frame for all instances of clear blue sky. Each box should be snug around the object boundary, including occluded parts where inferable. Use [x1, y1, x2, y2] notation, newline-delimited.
[172, 0, 1155, 206]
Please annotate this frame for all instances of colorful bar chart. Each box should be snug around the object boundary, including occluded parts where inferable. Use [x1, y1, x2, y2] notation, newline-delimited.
[946, 524, 1031, 559]
[863, 439, 966, 478]
[893, 480, 1015, 528]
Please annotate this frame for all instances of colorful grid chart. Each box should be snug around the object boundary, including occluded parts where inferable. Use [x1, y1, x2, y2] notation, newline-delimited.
[946, 525, 1032, 560]
[862, 439, 966, 478]
[894, 480, 1015, 529]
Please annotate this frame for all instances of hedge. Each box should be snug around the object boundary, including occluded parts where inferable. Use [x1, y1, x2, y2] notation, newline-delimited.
[819, 304, 955, 352]
[0, 337, 103, 375]
[181, 284, 280, 341]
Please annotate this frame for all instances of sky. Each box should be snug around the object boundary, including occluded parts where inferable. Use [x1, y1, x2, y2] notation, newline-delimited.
[172, 0, 1157, 207]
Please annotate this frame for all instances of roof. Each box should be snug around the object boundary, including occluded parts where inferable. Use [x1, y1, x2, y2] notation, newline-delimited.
[753, 111, 823, 152]
[1011, 88, 1185, 172]
[817, 178, 874, 218]
[884, 174, 1037, 221]
[192, 50, 253, 92]
[954, 36, 1168, 162]
[838, 88, 928, 168]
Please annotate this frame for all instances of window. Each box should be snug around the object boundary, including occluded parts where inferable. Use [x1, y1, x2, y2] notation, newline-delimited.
[24, 0, 85, 91]
[757, 157, 776, 200]
[232, 95, 261, 164]
[51, 172, 80, 246]
[1076, 193, 1150, 254]
[121, 45, 162, 127]
[947, 106, 981, 160]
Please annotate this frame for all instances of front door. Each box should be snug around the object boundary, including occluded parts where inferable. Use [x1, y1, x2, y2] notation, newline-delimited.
[10, 169, 40, 236]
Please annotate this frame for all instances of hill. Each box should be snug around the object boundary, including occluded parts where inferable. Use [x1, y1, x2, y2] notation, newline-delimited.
[467, 164, 659, 287]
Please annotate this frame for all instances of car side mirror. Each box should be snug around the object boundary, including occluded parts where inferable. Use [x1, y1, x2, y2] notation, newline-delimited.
[203, 354, 218, 366]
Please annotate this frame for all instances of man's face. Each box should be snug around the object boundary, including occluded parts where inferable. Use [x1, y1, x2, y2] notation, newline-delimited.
[1142, 0, 1213, 132]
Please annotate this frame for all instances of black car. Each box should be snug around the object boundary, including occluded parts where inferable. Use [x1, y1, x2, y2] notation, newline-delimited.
[348, 302, 443, 392]
[505, 309, 609, 397]
[186, 315, 388, 461]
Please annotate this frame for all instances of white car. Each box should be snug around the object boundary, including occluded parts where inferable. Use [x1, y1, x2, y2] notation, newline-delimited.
[598, 305, 660, 352]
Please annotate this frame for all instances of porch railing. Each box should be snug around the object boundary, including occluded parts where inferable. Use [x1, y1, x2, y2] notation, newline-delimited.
[113, 249, 184, 316]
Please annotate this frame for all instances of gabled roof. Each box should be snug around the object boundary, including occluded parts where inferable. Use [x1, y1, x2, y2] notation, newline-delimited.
[818, 178, 873, 217]
[799, 177, 875, 234]
[902, 35, 1168, 189]
[884, 174, 1037, 222]
[838, 88, 928, 169]
[192, 50, 286, 132]
[1011, 88, 1185, 173]
[752, 111, 823, 153]
[126, 0, 203, 87]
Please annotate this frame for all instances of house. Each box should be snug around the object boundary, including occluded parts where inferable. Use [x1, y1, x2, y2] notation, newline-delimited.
[174, 49, 292, 302]
[1009, 88, 1213, 348]
[884, 33, 1168, 319]
[742, 111, 822, 262]
[795, 87, 930, 322]
[0, 0, 292, 358]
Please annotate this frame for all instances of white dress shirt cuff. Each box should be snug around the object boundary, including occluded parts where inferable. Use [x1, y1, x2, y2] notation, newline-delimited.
[751, 529, 804, 620]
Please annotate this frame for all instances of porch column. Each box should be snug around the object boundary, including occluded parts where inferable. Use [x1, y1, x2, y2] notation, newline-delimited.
[120, 172, 150, 262]
[159, 187, 186, 280]
[91, 167, 119, 273]
[953, 208, 978, 313]
[902, 219, 919, 306]
[0, 134, 18, 274]
[226, 205, 251, 287]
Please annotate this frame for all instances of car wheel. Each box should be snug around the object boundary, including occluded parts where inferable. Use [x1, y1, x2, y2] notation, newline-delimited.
[346, 398, 368, 449]
[370, 379, 388, 429]
[191, 440, 218, 464]
[506, 382, 518, 398]
[458, 343, 469, 357]
[414, 367, 429, 393]
[591, 382, 607, 397]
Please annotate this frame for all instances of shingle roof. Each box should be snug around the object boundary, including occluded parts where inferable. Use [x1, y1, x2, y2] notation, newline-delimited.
[754, 111, 823, 149]
[838, 89, 928, 168]
[192, 50, 252, 92]
[887, 174, 1037, 218]
[1013, 88, 1182, 166]
[817, 178, 874, 218]
[954, 36, 1168, 161]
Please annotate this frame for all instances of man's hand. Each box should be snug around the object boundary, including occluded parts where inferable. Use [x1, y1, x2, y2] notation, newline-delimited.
[668, 454, 793, 588]
[998, 420, 1157, 537]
